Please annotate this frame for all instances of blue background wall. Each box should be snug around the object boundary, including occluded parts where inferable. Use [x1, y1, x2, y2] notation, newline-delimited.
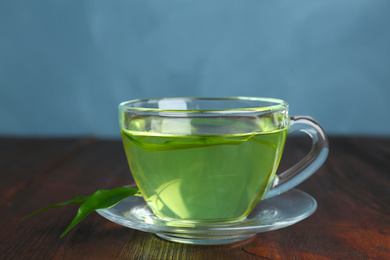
[1, 0, 389, 137]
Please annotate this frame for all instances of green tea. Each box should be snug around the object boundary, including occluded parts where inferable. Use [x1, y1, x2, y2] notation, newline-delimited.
[121, 128, 287, 223]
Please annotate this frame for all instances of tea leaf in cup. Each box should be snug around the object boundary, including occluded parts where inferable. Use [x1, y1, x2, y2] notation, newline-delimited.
[122, 130, 256, 151]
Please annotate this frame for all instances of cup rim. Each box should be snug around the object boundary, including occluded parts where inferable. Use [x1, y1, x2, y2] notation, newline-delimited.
[119, 97, 288, 114]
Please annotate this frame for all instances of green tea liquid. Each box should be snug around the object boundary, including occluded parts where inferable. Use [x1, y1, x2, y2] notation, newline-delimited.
[122, 129, 287, 222]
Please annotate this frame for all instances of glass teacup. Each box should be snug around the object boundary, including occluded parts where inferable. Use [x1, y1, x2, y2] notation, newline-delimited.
[118, 97, 328, 224]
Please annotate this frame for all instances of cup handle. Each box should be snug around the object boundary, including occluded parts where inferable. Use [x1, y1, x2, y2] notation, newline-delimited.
[265, 116, 329, 199]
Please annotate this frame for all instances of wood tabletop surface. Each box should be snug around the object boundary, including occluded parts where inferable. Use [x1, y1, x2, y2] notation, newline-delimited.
[0, 136, 389, 260]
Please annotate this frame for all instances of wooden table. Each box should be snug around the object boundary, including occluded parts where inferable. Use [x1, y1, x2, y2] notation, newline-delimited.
[1, 136, 389, 259]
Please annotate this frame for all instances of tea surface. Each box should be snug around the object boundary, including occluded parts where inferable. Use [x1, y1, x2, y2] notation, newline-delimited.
[121, 128, 287, 222]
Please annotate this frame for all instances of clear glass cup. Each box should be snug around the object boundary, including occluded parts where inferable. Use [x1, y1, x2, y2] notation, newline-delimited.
[118, 97, 328, 224]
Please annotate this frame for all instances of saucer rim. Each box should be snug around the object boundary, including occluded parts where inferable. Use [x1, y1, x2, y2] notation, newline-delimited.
[96, 184, 317, 236]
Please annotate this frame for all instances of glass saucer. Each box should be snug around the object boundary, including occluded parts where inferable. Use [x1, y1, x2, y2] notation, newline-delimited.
[96, 184, 317, 245]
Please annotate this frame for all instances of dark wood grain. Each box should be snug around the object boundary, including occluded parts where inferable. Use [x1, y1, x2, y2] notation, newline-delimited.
[0, 136, 389, 260]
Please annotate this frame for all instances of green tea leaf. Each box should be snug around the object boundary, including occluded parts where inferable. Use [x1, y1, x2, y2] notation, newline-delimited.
[21, 195, 90, 221]
[60, 187, 138, 238]
[22, 187, 139, 238]
[122, 131, 256, 151]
